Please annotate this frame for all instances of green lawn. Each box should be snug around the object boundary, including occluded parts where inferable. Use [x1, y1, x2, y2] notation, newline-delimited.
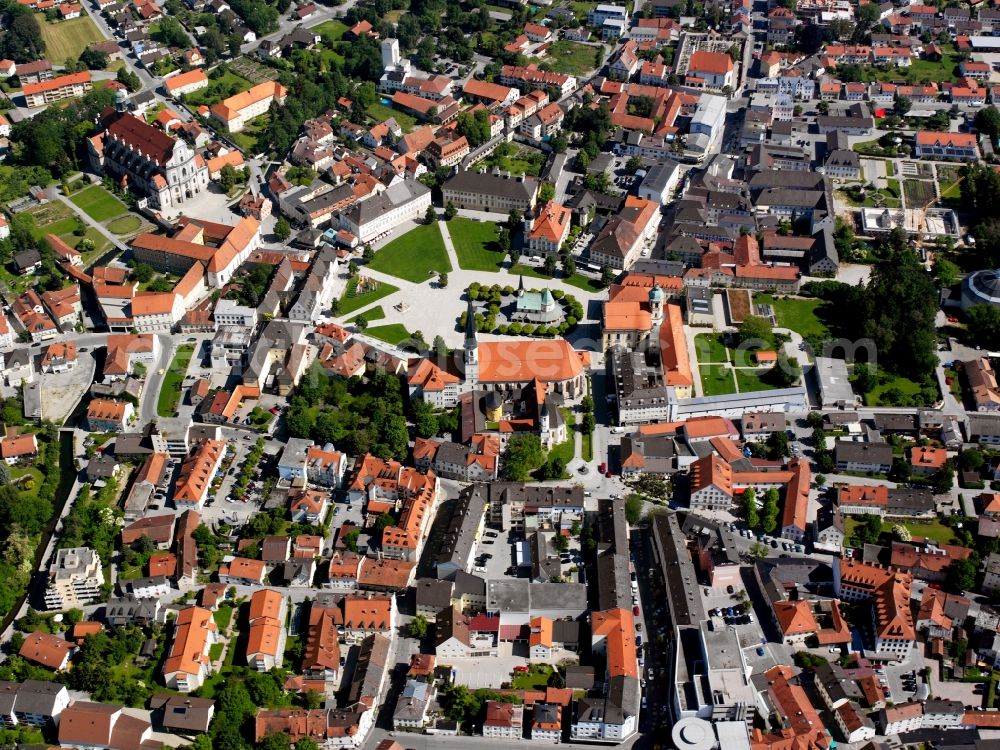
[695, 333, 729, 363]
[448, 218, 505, 272]
[570, 0, 597, 20]
[547, 409, 576, 467]
[511, 664, 554, 690]
[366, 101, 417, 132]
[339, 275, 399, 315]
[735, 368, 787, 393]
[157, 344, 195, 418]
[507, 262, 599, 291]
[364, 323, 412, 346]
[183, 71, 253, 108]
[213, 604, 233, 631]
[477, 147, 545, 177]
[510, 263, 553, 282]
[67, 229, 111, 263]
[700, 364, 736, 396]
[864, 373, 932, 407]
[230, 114, 268, 153]
[582, 430, 593, 461]
[310, 19, 348, 39]
[897, 52, 959, 83]
[538, 40, 602, 76]
[39, 15, 107, 62]
[756, 295, 829, 341]
[368, 223, 452, 283]
[350, 305, 386, 324]
[70, 185, 127, 222]
[845, 516, 956, 545]
[107, 215, 142, 235]
[563, 273, 604, 292]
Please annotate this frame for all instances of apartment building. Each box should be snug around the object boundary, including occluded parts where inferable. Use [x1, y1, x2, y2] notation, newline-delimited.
[164, 68, 209, 97]
[836, 560, 916, 657]
[914, 131, 979, 160]
[44, 547, 104, 610]
[211, 80, 288, 132]
[22, 71, 91, 107]
[173, 439, 226, 509]
[163, 606, 217, 692]
[246, 589, 287, 672]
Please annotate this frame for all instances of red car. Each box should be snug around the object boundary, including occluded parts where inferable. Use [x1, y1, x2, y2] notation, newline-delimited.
[633, 606, 640, 616]
[598, 462, 607, 473]
[605, 471, 612, 478]
[513, 666, 529, 673]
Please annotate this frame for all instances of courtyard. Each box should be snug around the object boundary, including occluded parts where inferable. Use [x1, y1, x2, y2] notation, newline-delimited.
[332, 219, 608, 347]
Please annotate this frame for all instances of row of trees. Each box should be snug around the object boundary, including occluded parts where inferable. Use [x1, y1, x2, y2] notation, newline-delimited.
[738, 488, 783, 535]
[0, 422, 61, 620]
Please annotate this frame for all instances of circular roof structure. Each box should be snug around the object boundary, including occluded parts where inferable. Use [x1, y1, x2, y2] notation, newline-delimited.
[672, 717, 715, 750]
[962, 269, 1000, 310]
[649, 284, 665, 302]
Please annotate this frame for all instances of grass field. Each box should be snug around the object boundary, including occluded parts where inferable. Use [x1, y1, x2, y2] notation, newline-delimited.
[735, 368, 784, 392]
[845, 516, 956, 545]
[864, 373, 932, 407]
[512, 664, 554, 690]
[157, 344, 194, 418]
[365, 323, 412, 346]
[366, 101, 417, 132]
[368, 223, 452, 283]
[40, 15, 107, 63]
[310, 19, 348, 39]
[107, 215, 141, 235]
[477, 146, 545, 177]
[563, 273, 603, 292]
[448, 218, 504, 271]
[756, 294, 830, 341]
[700, 364, 736, 396]
[183, 71, 253, 108]
[546, 409, 576, 468]
[70, 185, 127, 222]
[695, 333, 729, 363]
[540, 41, 602, 77]
[230, 114, 268, 153]
[339, 275, 399, 315]
[24, 203, 110, 271]
[350, 305, 386, 324]
[507, 262, 598, 291]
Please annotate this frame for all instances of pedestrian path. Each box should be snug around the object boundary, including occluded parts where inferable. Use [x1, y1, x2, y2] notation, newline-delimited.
[437, 218, 461, 272]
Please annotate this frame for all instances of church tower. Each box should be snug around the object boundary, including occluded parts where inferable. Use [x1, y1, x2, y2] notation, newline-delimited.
[464, 297, 479, 384]
[649, 283, 664, 323]
[539, 398, 550, 440]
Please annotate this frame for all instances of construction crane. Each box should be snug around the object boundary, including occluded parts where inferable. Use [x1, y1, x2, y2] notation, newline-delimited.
[914, 172, 965, 266]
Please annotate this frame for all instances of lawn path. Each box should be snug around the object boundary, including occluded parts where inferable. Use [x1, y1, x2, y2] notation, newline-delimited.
[47, 188, 128, 256]
[437, 219, 462, 273]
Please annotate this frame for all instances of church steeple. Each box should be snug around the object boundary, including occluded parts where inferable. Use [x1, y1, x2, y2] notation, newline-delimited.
[464, 297, 479, 382]
[517, 274, 525, 297]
